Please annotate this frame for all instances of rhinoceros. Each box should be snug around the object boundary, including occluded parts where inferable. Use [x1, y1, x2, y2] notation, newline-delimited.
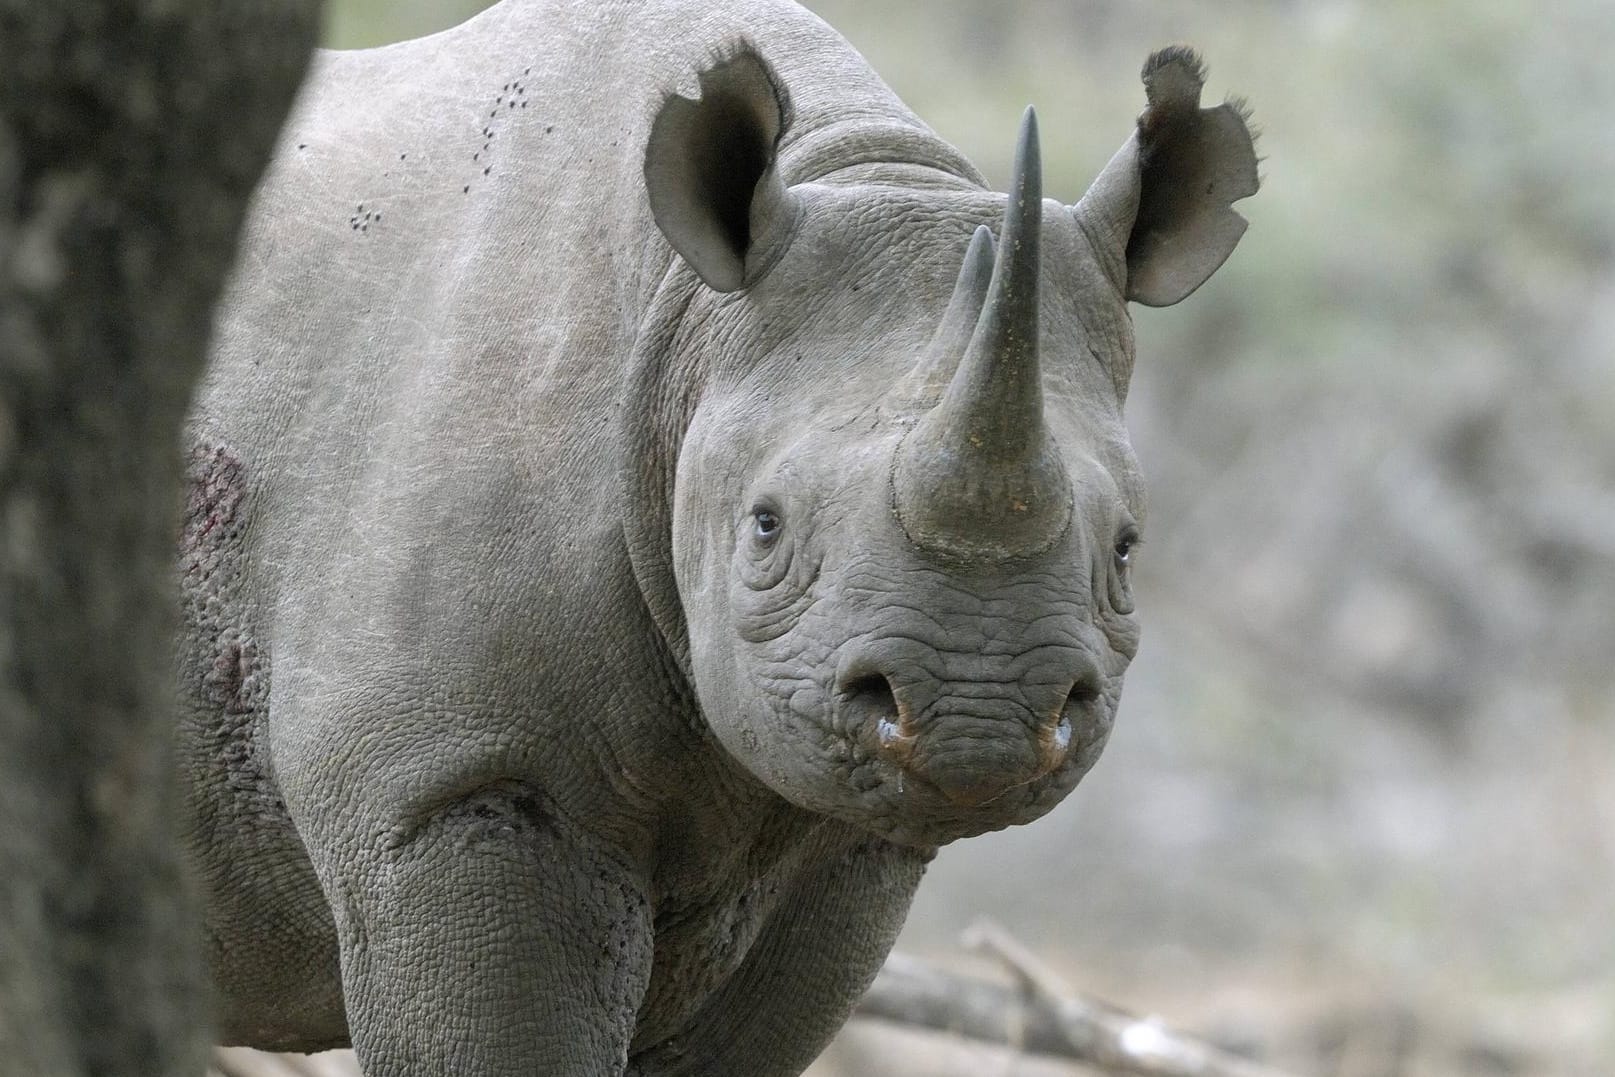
[176, 0, 1257, 1072]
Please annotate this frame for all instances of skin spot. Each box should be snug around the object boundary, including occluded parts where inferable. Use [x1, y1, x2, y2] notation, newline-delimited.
[210, 640, 249, 714]
[463, 185, 470, 194]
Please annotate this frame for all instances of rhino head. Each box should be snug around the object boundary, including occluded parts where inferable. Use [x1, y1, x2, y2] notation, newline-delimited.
[643, 45, 1257, 846]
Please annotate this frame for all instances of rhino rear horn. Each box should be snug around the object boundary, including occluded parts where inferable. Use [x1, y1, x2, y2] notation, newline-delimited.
[645, 44, 800, 292]
[885, 224, 996, 411]
[1073, 47, 1258, 307]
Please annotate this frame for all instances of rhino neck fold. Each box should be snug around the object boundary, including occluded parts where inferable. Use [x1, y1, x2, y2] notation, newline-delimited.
[620, 270, 711, 682]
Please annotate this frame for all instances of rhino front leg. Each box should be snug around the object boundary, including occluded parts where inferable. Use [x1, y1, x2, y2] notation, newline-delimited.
[629, 839, 928, 1077]
[322, 784, 654, 1077]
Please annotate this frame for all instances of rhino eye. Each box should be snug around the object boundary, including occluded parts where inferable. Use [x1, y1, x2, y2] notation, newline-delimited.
[752, 507, 782, 546]
[1108, 527, 1139, 615]
[1113, 529, 1139, 569]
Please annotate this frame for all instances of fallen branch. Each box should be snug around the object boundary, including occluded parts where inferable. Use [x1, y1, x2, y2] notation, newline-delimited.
[852, 920, 1296, 1077]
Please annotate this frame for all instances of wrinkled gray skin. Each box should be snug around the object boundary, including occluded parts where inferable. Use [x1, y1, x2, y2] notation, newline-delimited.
[175, 1, 1257, 1073]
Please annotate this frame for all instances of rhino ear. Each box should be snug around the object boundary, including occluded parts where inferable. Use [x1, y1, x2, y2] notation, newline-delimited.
[645, 44, 800, 293]
[1074, 47, 1258, 307]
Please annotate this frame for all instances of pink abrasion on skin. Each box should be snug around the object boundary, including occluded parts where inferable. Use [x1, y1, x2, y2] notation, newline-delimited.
[182, 443, 247, 574]
[181, 442, 275, 802]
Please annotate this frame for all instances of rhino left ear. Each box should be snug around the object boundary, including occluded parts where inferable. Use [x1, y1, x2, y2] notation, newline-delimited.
[1073, 47, 1259, 307]
[645, 44, 800, 293]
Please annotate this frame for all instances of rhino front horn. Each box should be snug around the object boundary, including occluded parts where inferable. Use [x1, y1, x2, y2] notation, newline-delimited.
[892, 107, 1072, 563]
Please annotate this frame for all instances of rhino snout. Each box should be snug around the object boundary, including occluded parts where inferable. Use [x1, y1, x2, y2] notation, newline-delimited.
[834, 648, 1104, 808]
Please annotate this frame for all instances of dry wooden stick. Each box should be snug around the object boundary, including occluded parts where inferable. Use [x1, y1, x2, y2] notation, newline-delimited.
[852, 921, 1297, 1077]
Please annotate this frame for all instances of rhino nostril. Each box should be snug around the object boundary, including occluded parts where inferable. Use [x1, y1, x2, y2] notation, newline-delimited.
[840, 670, 913, 758]
[1066, 680, 1101, 709]
[1044, 665, 1102, 768]
[842, 672, 898, 717]
[1065, 664, 1103, 710]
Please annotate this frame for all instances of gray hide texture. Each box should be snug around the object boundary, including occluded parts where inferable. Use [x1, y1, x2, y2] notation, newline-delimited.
[175, 2, 1257, 1074]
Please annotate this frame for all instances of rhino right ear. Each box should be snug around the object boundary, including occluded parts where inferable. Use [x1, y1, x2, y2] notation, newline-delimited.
[645, 44, 800, 293]
[1073, 47, 1259, 307]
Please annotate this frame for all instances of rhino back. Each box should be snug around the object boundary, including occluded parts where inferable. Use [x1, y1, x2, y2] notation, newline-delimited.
[198, 0, 953, 634]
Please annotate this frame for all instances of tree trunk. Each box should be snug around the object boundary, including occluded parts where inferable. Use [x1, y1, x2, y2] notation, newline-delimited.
[0, 3, 319, 1072]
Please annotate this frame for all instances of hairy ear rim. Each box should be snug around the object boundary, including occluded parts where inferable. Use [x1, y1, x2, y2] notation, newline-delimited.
[1126, 94, 1259, 307]
[1071, 48, 1260, 307]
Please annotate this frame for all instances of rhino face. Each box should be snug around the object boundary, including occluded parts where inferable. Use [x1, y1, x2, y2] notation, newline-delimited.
[647, 46, 1256, 846]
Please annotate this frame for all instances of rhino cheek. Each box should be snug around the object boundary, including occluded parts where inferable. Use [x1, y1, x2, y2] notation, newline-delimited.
[724, 619, 854, 797]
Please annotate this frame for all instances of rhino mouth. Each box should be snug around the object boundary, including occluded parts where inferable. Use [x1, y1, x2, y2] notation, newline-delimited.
[844, 749, 1078, 847]
[823, 672, 1099, 842]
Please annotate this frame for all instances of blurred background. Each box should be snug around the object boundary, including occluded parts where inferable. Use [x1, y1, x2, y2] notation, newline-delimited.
[244, 1, 1615, 1073]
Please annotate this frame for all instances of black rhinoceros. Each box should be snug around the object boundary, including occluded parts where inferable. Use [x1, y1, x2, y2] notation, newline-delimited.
[176, 0, 1257, 1072]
